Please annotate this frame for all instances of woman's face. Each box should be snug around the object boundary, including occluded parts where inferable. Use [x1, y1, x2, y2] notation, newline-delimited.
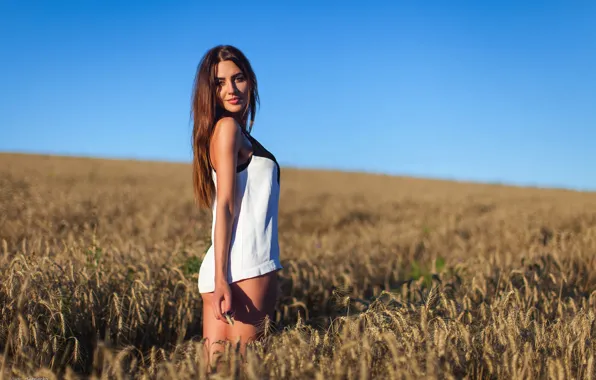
[215, 60, 249, 114]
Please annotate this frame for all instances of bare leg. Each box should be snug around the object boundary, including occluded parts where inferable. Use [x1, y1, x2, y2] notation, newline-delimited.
[227, 271, 279, 358]
[200, 292, 229, 372]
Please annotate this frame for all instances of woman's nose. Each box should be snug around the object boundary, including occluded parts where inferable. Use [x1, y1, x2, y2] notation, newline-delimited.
[225, 81, 236, 94]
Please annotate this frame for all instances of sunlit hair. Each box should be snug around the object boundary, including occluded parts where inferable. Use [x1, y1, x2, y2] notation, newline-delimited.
[190, 45, 259, 209]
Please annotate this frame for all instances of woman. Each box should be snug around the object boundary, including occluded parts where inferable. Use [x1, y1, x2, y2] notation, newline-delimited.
[190, 45, 283, 367]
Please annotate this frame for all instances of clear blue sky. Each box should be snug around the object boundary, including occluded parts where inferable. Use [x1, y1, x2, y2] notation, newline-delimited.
[1, 1, 595, 191]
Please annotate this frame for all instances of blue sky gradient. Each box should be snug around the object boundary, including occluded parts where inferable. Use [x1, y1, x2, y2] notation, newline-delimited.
[1, 1, 595, 191]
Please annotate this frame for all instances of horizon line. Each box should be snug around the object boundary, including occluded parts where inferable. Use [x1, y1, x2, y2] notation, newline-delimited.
[1, 149, 594, 194]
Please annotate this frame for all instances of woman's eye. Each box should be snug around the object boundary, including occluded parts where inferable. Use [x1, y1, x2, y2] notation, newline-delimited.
[236, 76, 245, 82]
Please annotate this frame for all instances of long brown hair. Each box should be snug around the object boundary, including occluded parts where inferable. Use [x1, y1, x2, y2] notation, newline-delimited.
[191, 45, 260, 209]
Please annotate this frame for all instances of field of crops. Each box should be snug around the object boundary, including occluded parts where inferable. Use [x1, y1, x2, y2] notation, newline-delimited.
[1, 152, 596, 379]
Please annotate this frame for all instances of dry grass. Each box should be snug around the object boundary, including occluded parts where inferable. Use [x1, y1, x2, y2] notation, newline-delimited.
[1, 152, 596, 379]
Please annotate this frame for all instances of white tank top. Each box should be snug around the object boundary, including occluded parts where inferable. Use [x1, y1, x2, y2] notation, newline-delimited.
[198, 127, 283, 293]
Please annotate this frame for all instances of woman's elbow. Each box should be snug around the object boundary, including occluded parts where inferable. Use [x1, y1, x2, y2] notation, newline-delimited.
[216, 200, 235, 219]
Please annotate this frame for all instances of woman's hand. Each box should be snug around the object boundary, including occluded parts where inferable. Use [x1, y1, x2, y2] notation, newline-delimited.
[212, 279, 233, 321]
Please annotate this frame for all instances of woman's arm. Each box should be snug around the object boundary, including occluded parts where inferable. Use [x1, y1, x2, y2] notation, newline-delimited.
[209, 116, 242, 319]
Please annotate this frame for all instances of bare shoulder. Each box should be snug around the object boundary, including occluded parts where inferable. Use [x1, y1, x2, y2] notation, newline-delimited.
[213, 116, 241, 139]
[210, 117, 241, 170]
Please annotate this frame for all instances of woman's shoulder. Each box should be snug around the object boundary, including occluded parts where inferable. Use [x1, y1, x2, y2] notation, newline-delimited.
[211, 117, 243, 144]
[209, 117, 243, 170]
[213, 116, 241, 134]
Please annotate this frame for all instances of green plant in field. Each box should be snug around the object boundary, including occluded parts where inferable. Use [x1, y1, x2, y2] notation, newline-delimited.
[181, 256, 202, 279]
[178, 239, 209, 280]
[84, 236, 103, 270]
[409, 256, 446, 288]
[125, 267, 135, 283]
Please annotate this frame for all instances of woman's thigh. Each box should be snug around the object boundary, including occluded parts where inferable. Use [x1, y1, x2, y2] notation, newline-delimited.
[200, 292, 230, 363]
[227, 271, 279, 344]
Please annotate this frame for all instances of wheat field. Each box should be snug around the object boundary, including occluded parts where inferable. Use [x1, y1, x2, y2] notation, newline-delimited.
[1, 152, 595, 379]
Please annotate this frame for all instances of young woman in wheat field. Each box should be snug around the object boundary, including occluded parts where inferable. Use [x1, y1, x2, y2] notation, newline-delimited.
[190, 44, 283, 369]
